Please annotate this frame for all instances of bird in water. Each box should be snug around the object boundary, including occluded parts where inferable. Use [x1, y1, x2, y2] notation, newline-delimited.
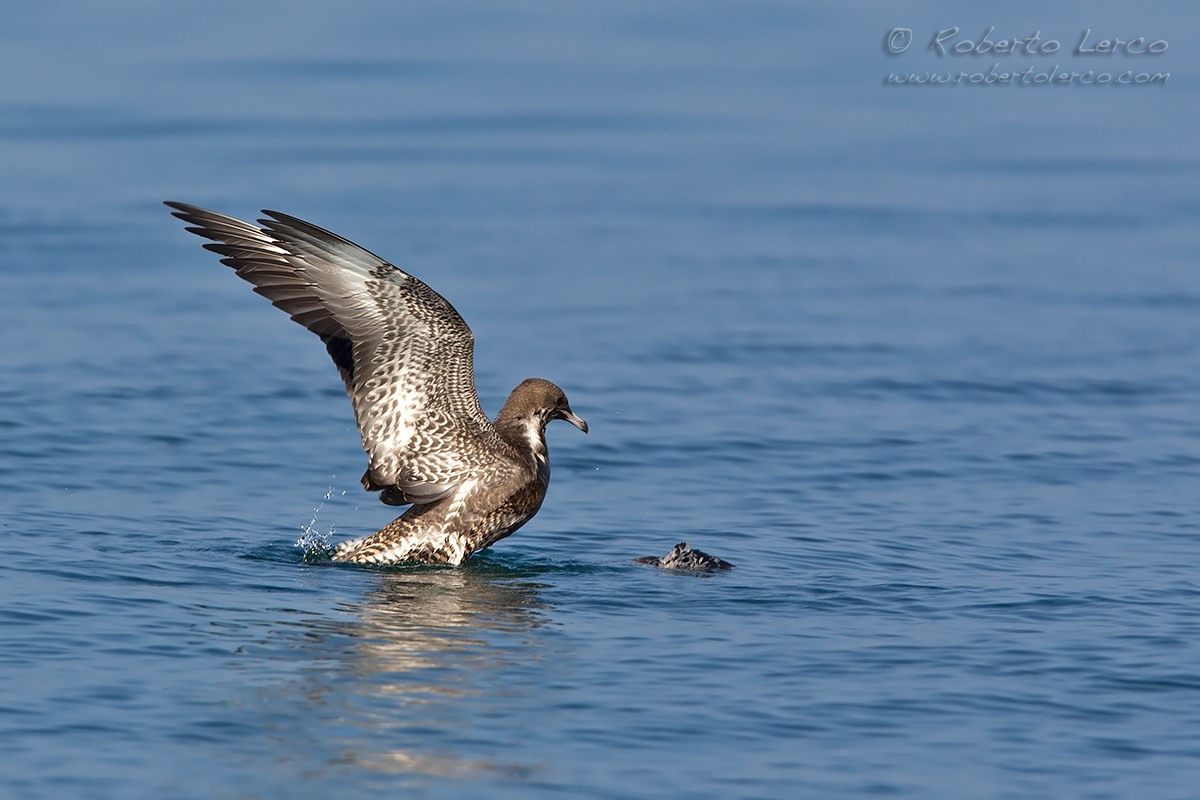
[165, 202, 588, 565]
[635, 543, 734, 572]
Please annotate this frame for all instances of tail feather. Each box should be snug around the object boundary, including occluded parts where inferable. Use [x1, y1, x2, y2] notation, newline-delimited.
[332, 517, 471, 565]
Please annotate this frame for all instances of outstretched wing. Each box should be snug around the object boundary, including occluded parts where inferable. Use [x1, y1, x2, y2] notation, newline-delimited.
[165, 201, 506, 504]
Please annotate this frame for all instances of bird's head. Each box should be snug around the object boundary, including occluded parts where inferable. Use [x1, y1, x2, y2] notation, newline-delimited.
[496, 378, 588, 451]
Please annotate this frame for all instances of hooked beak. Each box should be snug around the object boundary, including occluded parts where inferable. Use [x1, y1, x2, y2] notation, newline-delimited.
[557, 407, 588, 434]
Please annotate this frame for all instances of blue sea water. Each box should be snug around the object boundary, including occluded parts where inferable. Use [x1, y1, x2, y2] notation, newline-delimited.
[3, 2, 1200, 798]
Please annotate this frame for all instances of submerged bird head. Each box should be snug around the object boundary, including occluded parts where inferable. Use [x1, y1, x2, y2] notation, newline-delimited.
[495, 378, 587, 451]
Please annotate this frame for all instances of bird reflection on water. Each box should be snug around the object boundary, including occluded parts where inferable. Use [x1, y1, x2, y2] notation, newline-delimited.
[305, 560, 551, 779]
[349, 561, 547, 668]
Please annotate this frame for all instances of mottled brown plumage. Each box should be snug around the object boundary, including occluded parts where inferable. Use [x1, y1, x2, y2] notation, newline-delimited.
[166, 202, 587, 565]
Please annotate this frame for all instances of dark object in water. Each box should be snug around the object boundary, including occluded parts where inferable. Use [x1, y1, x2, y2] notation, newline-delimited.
[635, 542, 734, 572]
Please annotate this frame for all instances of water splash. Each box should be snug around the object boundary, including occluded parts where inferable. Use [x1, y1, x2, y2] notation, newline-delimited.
[295, 486, 346, 558]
